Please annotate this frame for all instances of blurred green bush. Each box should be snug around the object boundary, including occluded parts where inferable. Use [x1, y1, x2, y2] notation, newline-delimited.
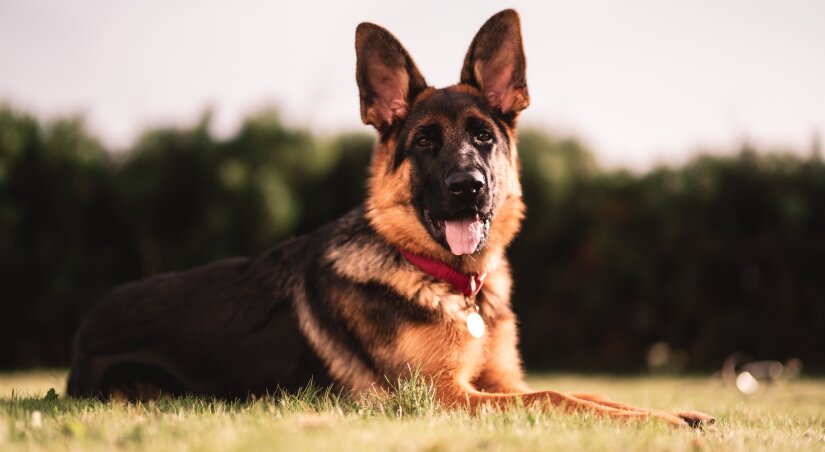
[1, 105, 823, 371]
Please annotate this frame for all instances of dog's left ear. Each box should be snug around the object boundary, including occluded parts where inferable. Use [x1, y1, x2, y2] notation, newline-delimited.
[461, 9, 529, 116]
[356, 23, 428, 130]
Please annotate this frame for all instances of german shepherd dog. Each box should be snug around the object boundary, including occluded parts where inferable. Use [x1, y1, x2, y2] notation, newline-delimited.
[68, 9, 713, 427]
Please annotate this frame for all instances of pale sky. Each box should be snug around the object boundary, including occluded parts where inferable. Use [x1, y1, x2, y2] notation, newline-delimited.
[1, 0, 823, 170]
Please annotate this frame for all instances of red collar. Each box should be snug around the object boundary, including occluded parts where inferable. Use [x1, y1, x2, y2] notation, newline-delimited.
[399, 250, 486, 298]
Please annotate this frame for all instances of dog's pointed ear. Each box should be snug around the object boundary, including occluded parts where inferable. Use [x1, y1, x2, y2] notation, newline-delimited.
[356, 23, 428, 130]
[460, 9, 529, 116]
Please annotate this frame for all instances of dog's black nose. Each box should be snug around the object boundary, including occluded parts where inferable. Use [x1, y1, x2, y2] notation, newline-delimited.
[445, 170, 485, 197]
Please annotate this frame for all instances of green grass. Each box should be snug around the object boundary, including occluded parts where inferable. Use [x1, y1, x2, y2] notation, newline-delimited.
[1, 371, 824, 451]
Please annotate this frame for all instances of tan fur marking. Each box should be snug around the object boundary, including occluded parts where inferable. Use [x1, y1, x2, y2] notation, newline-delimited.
[325, 236, 506, 325]
[325, 238, 451, 304]
[291, 284, 378, 391]
[365, 157, 454, 262]
[472, 315, 528, 393]
[392, 322, 486, 388]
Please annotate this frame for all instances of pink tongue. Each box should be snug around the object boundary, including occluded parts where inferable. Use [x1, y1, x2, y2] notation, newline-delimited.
[444, 217, 484, 255]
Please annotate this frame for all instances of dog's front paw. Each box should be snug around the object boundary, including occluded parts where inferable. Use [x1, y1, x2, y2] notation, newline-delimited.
[670, 410, 716, 428]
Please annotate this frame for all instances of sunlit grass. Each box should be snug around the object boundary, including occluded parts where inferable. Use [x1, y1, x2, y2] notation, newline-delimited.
[1, 371, 824, 451]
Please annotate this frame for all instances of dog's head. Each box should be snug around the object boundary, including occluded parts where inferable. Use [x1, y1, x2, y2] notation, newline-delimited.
[358, 10, 528, 270]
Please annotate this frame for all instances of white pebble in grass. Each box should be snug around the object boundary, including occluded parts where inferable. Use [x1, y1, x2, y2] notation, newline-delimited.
[31, 410, 42, 428]
[736, 371, 759, 395]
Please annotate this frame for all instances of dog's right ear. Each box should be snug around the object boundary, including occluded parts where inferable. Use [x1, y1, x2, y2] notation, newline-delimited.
[356, 23, 428, 130]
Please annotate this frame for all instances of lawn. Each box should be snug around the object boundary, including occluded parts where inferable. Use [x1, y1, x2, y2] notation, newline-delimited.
[1, 371, 823, 451]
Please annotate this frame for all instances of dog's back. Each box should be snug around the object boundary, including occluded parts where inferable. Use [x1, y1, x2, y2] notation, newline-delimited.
[68, 211, 346, 399]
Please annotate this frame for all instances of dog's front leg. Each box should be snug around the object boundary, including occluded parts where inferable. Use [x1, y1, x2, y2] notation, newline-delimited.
[569, 392, 715, 428]
[435, 384, 690, 426]
[471, 315, 530, 394]
[465, 315, 714, 427]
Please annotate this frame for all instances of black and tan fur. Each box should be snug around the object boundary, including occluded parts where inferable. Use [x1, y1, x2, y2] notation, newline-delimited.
[68, 10, 713, 427]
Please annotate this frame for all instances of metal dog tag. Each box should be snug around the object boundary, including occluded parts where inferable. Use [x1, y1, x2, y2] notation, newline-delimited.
[466, 311, 485, 338]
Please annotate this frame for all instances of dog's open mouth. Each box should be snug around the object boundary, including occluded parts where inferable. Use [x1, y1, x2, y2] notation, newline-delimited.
[424, 210, 491, 255]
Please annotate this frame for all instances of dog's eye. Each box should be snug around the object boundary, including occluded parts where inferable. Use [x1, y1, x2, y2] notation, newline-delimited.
[415, 136, 432, 147]
[475, 130, 493, 143]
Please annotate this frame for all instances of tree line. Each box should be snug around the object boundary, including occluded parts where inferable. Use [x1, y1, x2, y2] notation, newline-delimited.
[1, 105, 823, 371]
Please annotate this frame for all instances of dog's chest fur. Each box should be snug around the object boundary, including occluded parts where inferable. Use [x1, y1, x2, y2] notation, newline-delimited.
[317, 209, 512, 388]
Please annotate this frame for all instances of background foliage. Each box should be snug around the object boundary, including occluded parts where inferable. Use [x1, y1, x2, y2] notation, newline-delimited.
[1, 105, 823, 371]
